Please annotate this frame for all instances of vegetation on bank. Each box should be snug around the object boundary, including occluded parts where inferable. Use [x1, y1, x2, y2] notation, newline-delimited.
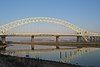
[0, 54, 82, 67]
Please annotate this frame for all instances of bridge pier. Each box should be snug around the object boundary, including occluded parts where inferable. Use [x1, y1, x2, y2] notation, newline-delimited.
[56, 36, 60, 49]
[77, 36, 82, 42]
[96, 37, 98, 42]
[93, 36, 96, 42]
[31, 36, 34, 50]
[98, 37, 100, 42]
[90, 36, 99, 42]
[31, 36, 34, 42]
[97, 37, 100, 42]
[90, 36, 94, 42]
[96, 36, 100, 42]
[95, 36, 100, 42]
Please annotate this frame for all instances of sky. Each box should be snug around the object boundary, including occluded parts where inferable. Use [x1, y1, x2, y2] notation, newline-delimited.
[0, 0, 100, 33]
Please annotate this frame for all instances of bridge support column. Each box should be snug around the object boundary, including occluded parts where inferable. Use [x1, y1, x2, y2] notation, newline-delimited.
[96, 37, 99, 42]
[31, 36, 34, 42]
[95, 36, 98, 42]
[56, 36, 60, 49]
[31, 36, 34, 50]
[1, 36, 6, 44]
[96, 36, 99, 42]
[90, 36, 94, 42]
[98, 37, 100, 42]
[93, 36, 96, 42]
[77, 36, 82, 42]
[90, 36, 97, 42]
[97, 37, 99, 42]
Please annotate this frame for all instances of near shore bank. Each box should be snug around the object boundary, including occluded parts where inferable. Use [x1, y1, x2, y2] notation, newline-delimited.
[0, 54, 82, 67]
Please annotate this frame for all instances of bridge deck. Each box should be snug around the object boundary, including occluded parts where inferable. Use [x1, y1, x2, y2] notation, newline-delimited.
[0, 33, 100, 37]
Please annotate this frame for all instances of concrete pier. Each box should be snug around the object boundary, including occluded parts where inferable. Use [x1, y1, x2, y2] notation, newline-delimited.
[31, 36, 34, 50]
[56, 36, 60, 49]
[77, 36, 82, 42]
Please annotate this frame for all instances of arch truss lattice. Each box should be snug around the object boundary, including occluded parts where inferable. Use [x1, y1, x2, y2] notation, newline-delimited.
[0, 17, 100, 42]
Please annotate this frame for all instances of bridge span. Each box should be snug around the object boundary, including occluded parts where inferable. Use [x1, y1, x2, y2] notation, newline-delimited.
[0, 33, 100, 49]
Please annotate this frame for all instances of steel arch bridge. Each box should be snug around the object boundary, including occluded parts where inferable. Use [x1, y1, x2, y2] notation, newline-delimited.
[0, 17, 100, 42]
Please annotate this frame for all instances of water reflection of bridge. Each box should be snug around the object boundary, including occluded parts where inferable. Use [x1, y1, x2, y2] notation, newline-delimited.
[61, 47, 99, 63]
[1, 47, 99, 63]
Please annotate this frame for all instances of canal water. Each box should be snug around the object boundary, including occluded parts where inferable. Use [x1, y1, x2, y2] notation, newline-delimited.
[4, 45, 100, 67]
